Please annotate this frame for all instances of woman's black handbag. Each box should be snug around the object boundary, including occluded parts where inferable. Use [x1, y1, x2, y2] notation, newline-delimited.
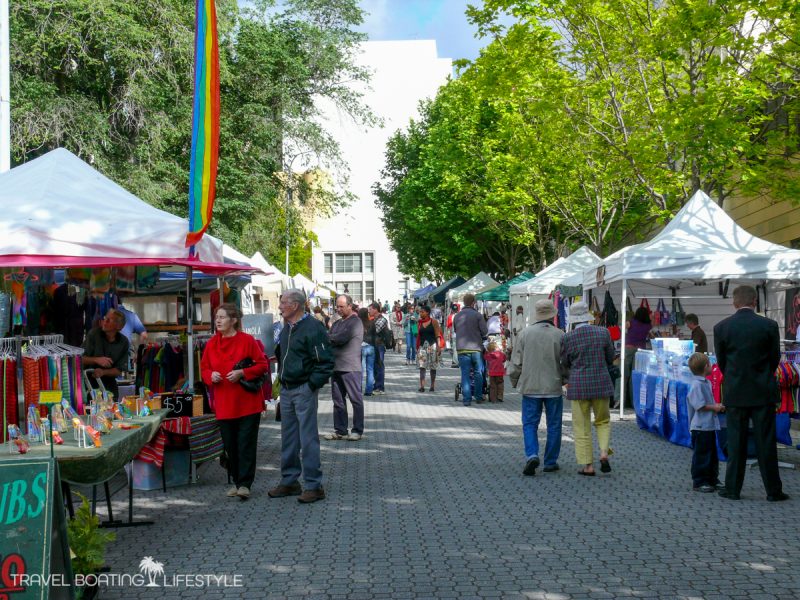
[233, 357, 268, 393]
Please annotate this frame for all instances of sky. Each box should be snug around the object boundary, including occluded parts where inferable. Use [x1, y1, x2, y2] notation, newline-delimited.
[358, 0, 507, 62]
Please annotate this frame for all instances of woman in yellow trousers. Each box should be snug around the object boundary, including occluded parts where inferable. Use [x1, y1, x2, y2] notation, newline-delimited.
[561, 302, 615, 476]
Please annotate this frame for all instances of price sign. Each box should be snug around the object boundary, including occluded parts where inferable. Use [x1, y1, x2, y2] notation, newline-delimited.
[38, 391, 63, 406]
[161, 393, 195, 418]
[0, 458, 73, 599]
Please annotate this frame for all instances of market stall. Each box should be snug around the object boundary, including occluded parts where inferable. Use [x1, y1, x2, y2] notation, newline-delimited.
[446, 272, 499, 303]
[583, 190, 800, 429]
[419, 276, 467, 305]
[0, 149, 253, 515]
[509, 247, 600, 330]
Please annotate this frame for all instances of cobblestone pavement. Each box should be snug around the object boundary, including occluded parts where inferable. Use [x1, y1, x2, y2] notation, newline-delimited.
[100, 351, 800, 599]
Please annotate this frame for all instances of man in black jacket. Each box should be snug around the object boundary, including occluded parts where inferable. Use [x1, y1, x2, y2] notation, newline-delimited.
[269, 288, 335, 504]
[714, 285, 787, 501]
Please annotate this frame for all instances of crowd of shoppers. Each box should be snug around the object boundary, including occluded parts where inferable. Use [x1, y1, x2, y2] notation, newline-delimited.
[200, 281, 786, 506]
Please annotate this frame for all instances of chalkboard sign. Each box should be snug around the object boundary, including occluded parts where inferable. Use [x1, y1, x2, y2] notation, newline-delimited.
[241, 314, 275, 358]
[161, 393, 195, 418]
[0, 457, 74, 599]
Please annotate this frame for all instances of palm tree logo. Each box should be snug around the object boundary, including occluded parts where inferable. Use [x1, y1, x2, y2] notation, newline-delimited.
[138, 556, 165, 587]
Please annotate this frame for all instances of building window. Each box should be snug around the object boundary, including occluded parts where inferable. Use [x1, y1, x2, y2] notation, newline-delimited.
[324, 253, 333, 273]
[336, 281, 363, 300]
[365, 281, 374, 302]
[364, 252, 374, 273]
[335, 253, 362, 273]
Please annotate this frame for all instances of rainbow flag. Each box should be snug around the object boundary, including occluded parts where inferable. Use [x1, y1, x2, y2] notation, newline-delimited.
[185, 0, 221, 249]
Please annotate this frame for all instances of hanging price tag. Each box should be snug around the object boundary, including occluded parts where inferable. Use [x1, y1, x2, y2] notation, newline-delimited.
[668, 382, 678, 419]
[639, 377, 648, 409]
[654, 380, 664, 416]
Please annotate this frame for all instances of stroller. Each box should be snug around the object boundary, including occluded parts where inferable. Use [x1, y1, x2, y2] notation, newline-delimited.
[454, 353, 489, 402]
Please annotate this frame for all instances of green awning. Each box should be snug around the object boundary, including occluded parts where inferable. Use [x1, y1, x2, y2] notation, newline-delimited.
[475, 272, 535, 302]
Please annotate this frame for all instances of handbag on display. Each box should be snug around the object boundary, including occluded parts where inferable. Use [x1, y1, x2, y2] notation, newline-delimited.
[656, 298, 670, 327]
[232, 357, 268, 394]
[600, 291, 619, 327]
[672, 298, 686, 326]
[639, 298, 652, 323]
[590, 296, 602, 323]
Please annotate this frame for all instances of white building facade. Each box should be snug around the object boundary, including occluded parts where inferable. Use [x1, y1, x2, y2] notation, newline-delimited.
[310, 41, 451, 305]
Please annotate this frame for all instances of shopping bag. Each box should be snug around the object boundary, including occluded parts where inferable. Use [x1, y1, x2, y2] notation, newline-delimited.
[672, 298, 686, 326]
[639, 298, 652, 323]
[655, 298, 670, 327]
[601, 291, 619, 327]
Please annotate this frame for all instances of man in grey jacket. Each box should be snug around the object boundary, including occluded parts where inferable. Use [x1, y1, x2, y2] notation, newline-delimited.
[509, 299, 565, 476]
[453, 293, 488, 406]
[325, 295, 365, 441]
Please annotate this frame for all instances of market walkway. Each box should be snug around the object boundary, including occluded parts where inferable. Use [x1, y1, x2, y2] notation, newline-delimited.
[102, 351, 800, 599]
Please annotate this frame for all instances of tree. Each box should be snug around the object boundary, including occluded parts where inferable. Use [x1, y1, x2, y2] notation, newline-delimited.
[473, 0, 800, 205]
[10, 0, 373, 272]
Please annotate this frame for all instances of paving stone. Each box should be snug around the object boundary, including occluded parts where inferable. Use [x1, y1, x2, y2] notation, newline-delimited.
[102, 353, 800, 599]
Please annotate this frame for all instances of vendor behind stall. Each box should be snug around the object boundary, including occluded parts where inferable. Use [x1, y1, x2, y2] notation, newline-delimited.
[83, 309, 130, 400]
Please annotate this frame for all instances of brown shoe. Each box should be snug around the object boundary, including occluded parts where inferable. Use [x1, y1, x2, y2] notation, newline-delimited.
[297, 487, 325, 504]
[267, 482, 302, 498]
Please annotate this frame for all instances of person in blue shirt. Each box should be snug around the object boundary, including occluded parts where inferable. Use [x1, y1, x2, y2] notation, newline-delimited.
[686, 353, 725, 493]
[117, 303, 148, 344]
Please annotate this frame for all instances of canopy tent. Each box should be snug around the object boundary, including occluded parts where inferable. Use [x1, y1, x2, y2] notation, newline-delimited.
[513, 247, 601, 296]
[583, 191, 800, 287]
[446, 272, 499, 302]
[583, 190, 800, 418]
[0, 148, 245, 274]
[413, 284, 436, 299]
[475, 271, 535, 302]
[421, 276, 467, 304]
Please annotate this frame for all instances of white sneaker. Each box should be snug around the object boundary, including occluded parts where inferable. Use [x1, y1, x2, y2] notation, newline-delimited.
[324, 432, 346, 440]
[374, 390, 385, 395]
[236, 486, 250, 499]
[346, 433, 362, 441]
[226, 486, 239, 497]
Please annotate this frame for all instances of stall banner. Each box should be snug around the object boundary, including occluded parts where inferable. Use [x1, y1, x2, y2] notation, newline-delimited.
[241, 314, 275, 358]
[785, 287, 800, 340]
[0, 457, 73, 599]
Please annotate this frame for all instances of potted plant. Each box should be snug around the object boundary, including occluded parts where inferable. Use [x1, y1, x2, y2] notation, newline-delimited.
[67, 494, 116, 599]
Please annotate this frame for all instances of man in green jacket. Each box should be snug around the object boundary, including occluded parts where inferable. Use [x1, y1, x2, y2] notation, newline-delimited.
[269, 288, 335, 504]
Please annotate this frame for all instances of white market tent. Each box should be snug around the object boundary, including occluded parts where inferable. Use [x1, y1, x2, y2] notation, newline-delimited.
[446, 271, 499, 302]
[248, 252, 287, 315]
[0, 148, 224, 266]
[509, 247, 601, 332]
[584, 190, 800, 416]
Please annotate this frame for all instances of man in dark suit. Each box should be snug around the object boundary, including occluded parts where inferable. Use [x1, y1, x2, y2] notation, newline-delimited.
[713, 285, 787, 501]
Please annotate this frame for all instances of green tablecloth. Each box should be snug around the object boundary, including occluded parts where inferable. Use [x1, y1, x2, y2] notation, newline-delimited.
[5, 410, 169, 485]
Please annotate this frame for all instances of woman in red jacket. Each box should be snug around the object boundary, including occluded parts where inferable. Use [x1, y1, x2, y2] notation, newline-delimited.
[201, 303, 269, 500]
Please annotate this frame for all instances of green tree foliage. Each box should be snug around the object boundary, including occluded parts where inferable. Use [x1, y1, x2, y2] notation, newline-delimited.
[10, 0, 372, 274]
[476, 0, 800, 204]
[377, 0, 800, 280]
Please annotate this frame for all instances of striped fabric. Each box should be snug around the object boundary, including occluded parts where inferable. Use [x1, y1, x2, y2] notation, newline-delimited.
[187, 415, 224, 464]
[135, 415, 223, 468]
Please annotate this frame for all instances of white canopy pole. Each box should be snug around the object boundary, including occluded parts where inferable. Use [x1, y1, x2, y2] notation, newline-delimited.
[186, 267, 194, 393]
[619, 280, 627, 419]
[0, 0, 10, 173]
